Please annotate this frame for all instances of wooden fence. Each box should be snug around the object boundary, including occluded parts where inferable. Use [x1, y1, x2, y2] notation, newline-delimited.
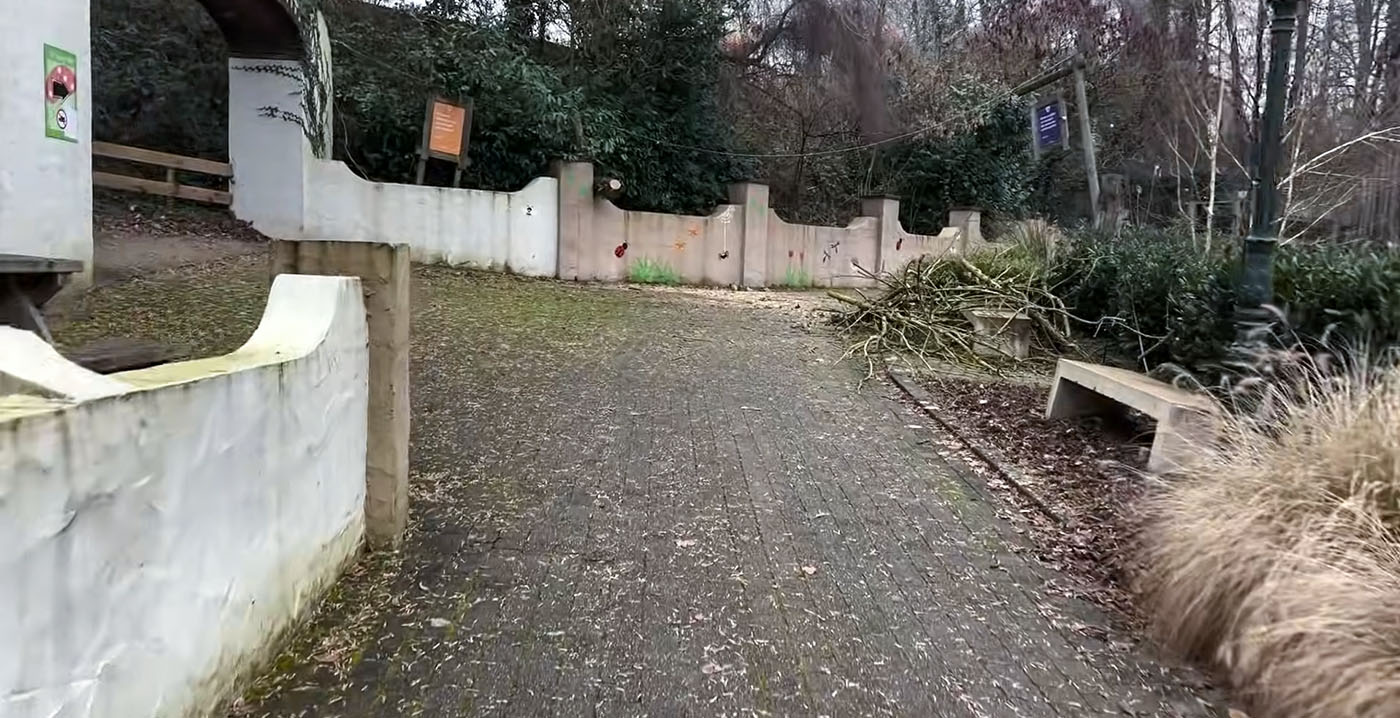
[92, 141, 232, 206]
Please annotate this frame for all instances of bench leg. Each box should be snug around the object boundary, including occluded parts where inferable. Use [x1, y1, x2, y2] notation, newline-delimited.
[1148, 410, 1215, 474]
[1045, 377, 1124, 420]
[0, 277, 56, 343]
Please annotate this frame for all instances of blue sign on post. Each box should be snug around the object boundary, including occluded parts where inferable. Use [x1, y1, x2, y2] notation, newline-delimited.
[1032, 97, 1067, 156]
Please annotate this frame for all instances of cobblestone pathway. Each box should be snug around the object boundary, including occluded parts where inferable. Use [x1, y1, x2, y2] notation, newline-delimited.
[235, 269, 1210, 718]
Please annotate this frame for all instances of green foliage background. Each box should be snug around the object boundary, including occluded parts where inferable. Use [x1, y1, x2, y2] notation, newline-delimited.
[881, 91, 1035, 234]
[1051, 228, 1400, 372]
[92, 0, 750, 214]
[91, 0, 1038, 220]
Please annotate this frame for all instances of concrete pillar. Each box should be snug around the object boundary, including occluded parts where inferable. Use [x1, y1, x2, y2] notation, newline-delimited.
[727, 182, 770, 287]
[272, 239, 411, 550]
[0, 2, 93, 285]
[861, 195, 901, 274]
[553, 161, 594, 281]
[229, 58, 311, 238]
[948, 208, 985, 249]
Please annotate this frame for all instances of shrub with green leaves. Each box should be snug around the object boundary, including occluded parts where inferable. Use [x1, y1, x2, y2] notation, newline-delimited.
[884, 91, 1036, 234]
[1050, 228, 1236, 369]
[1051, 228, 1400, 372]
[1273, 244, 1400, 348]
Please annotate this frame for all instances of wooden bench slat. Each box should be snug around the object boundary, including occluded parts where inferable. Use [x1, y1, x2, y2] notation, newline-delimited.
[93, 171, 232, 206]
[93, 141, 232, 177]
[0, 254, 84, 274]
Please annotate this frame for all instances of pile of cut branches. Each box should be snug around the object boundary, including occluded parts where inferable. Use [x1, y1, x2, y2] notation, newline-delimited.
[828, 254, 1082, 375]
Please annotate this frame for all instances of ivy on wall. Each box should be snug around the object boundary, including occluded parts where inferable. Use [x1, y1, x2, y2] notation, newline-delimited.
[293, 0, 331, 158]
[232, 0, 331, 158]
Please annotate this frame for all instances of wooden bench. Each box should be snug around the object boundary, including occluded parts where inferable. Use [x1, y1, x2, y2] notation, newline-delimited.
[0, 254, 84, 343]
[1044, 359, 1215, 473]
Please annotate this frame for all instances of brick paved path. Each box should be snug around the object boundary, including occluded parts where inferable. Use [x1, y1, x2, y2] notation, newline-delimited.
[237, 271, 1210, 718]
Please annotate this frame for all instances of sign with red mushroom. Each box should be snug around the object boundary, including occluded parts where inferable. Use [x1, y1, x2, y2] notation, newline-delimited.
[44, 44, 78, 143]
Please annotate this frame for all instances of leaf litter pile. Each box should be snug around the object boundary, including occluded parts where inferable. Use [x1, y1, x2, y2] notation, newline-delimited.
[826, 252, 1176, 625]
[910, 374, 1164, 624]
[899, 372, 1220, 704]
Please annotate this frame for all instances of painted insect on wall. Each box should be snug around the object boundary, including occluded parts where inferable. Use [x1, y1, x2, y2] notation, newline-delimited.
[717, 206, 734, 260]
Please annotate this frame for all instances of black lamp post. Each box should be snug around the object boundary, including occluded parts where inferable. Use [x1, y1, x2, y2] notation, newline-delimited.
[1237, 0, 1301, 338]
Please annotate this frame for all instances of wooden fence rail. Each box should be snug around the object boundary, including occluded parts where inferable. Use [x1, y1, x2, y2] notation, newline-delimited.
[92, 141, 232, 206]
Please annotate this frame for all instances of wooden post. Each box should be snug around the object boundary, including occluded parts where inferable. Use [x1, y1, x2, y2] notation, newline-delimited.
[452, 98, 474, 188]
[1012, 57, 1101, 226]
[415, 96, 433, 185]
[165, 167, 177, 209]
[1072, 57, 1102, 227]
[272, 240, 412, 550]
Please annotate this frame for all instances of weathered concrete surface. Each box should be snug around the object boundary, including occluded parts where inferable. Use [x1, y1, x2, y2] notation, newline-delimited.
[0, 0, 93, 281]
[1046, 359, 1216, 474]
[3, 275, 368, 718]
[550, 162, 974, 288]
[232, 269, 1211, 717]
[274, 239, 411, 549]
[305, 163, 559, 275]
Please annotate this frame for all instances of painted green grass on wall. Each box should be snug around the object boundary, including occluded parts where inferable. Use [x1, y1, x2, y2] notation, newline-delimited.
[782, 266, 813, 288]
[627, 257, 682, 285]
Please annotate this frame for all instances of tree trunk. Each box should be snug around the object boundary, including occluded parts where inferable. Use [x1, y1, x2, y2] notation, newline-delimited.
[1356, 0, 1378, 113]
[1251, 0, 1269, 171]
[1206, 73, 1227, 250]
[1382, 0, 1400, 115]
[792, 126, 809, 216]
[1289, 0, 1312, 111]
[1223, 0, 1252, 159]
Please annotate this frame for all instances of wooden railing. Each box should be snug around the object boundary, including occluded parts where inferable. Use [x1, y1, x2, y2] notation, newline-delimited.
[92, 141, 232, 206]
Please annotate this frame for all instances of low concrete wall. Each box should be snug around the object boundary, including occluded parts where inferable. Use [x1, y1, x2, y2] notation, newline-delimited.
[582, 201, 742, 284]
[554, 162, 983, 287]
[889, 224, 968, 266]
[286, 159, 983, 286]
[0, 274, 370, 718]
[767, 214, 878, 287]
[304, 160, 558, 276]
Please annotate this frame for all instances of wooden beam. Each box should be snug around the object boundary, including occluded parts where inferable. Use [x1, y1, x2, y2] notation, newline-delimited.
[1012, 59, 1075, 96]
[92, 141, 232, 177]
[93, 171, 232, 206]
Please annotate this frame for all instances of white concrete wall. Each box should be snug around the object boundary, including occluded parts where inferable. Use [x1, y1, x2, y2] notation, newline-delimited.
[304, 160, 558, 276]
[0, 274, 370, 718]
[0, 0, 93, 277]
[228, 59, 312, 238]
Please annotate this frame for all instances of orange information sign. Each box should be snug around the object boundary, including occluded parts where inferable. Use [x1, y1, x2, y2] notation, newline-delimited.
[427, 100, 467, 158]
[416, 96, 474, 186]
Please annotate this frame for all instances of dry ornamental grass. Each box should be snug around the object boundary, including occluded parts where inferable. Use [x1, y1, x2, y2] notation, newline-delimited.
[1137, 350, 1400, 717]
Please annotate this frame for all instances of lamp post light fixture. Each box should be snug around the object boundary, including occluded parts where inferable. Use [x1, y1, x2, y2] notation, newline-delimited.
[1236, 0, 1301, 339]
